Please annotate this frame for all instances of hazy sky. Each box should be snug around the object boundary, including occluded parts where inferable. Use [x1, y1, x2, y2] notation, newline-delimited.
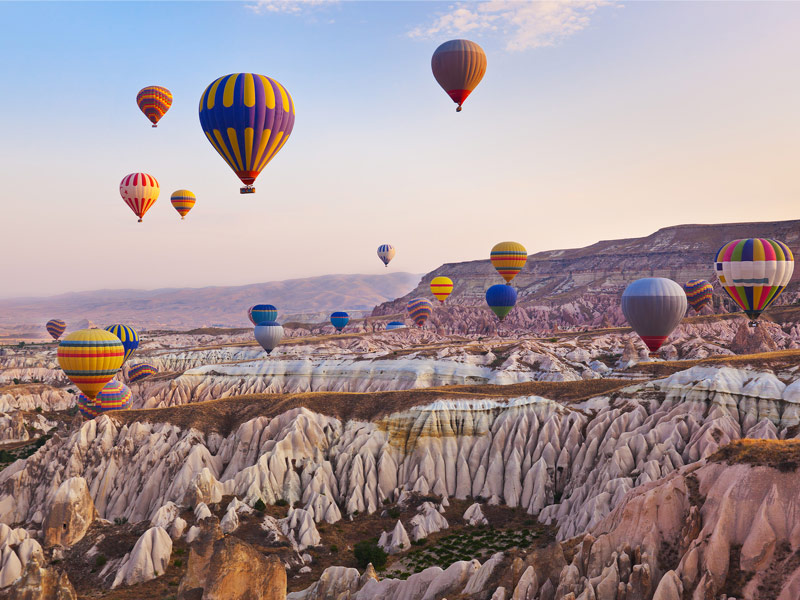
[2, 1, 799, 297]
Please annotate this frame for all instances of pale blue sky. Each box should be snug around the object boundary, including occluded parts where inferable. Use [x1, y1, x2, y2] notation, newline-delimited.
[1, 1, 799, 296]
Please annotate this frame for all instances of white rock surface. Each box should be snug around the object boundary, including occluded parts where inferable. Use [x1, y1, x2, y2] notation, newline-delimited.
[111, 526, 172, 588]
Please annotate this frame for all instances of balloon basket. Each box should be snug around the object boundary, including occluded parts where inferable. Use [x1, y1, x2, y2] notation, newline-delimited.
[152, 124, 157, 128]
[648, 352, 659, 359]
[240, 186, 256, 194]
[748, 320, 759, 328]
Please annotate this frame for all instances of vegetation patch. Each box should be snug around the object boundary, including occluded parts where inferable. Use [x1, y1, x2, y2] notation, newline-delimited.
[709, 439, 800, 471]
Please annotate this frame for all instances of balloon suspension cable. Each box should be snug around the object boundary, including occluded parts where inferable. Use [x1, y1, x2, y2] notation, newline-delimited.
[456, 105, 462, 112]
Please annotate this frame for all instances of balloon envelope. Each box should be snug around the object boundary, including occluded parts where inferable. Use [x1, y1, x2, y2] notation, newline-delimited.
[77, 380, 132, 419]
[622, 278, 687, 353]
[490, 242, 527, 283]
[683, 279, 714, 313]
[57, 329, 125, 400]
[386, 321, 406, 330]
[171, 189, 196, 219]
[255, 322, 284, 354]
[46, 319, 66, 340]
[120, 173, 160, 222]
[250, 304, 278, 325]
[128, 362, 157, 383]
[330, 312, 350, 332]
[407, 298, 433, 327]
[715, 238, 794, 323]
[104, 325, 139, 364]
[486, 284, 517, 321]
[430, 277, 453, 303]
[199, 73, 295, 192]
[431, 39, 487, 112]
[378, 244, 396, 267]
[136, 86, 172, 127]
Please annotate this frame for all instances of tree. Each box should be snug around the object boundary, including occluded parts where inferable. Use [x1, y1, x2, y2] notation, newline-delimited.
[353, 540, 387, 570]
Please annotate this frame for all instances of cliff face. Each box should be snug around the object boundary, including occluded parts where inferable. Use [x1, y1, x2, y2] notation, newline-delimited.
[373, 220, 800, 334]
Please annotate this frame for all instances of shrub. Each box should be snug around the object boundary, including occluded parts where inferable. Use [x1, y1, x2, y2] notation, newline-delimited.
[354, 540, 387, 570]
[95, 555, 107, 567]
[174, 548, 185, 556]
[274, 499, 289, 507]
[35, 407, 42, 414]
[382, 498, 391, 505]
[254, 499, 266, 512]
[173, 559, 183, 567]
[330, 545, 338, 553]
[12, 378, 20, 385]
[387, 508, 400, 519]
[114, 517, 128, 526]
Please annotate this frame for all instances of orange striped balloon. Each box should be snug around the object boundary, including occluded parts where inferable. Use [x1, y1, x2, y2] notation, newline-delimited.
[136, 85, 172, 127]
[170, 189, 196, 220]
[490, 242, 527, 283]
[430, 276, 453, 303]
[120, 173, 160, 223]
[57, 329, 125, 401]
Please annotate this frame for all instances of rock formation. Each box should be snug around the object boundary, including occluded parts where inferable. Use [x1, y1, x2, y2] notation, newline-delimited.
[42, 477, 96, 548]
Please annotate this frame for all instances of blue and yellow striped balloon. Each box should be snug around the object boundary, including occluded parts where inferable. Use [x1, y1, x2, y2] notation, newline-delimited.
[128, 362, 157, 383]
[77, 380, 132, 419]
[46, 319, 66, 341]
[683, 279, 714, 313]
[170, 189, 196, 220]
[249, 304, 278, 325]
[199, 73, 295, 193]
[104, 325, 140, 364]
[407, 298, 433, 327]
[330, 312, 349, 332]
[57, 329, 125, 401]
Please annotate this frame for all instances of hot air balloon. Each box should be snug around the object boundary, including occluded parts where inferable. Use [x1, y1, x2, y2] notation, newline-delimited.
[171, 190, 196, 220]
[255, 322, 284, 354]
[486, 284, 517, 321]
[715, 238, 795, 326]
[128, 362, 158, 383]
[46, 319, 66, 341]
[120, 173, 160, 223]
[407, 298, 433, 327]
[490, 242, 527, 283]
[199, 73, 295, 194]
[621, 278, 687, 355]
[136, 86, 173, 127]
[683, 279, 714, 313]
[77, 379, 132, 419]
[104, 325, 139, 364]
[431, 39, 487, 112]
[330, 312, 350, 332]
[430, 277, 453, 303]
[57, 329, 125, 401]
[249, 304, 278, 325]
[378, 244, 396, 267]
[386, 321, 406, 331]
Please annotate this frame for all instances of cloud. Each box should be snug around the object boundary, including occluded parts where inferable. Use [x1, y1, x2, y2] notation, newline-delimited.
[408, 1, 615, 51]
[246, 0, 337, 15]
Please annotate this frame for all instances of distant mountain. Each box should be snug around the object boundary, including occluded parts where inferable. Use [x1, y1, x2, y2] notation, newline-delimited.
[373, 220, 800, 334]
[0, 272, 421, 334]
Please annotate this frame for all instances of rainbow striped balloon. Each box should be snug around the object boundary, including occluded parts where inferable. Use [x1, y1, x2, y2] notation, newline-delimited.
[128, 362, 157, 383]
[715, 238, 794, 324]
[57, 329, 124, 401]
[490, 242, 527, 283]
[430, 277, 453, 303]
[407, 298, 433, 327]
[136, 85, 172, 127]
[199, 73, 295, 193]
[120, 173, 160, 223]
[104, 324, 139, 363]
[683, 279, 714, 313]
[46, 319, 66, 341]
[170, 189, 196, 220]
[77, 380, 132, 419]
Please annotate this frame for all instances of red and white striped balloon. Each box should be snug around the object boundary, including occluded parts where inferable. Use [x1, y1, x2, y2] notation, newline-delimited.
[120, 173, 160, 223]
